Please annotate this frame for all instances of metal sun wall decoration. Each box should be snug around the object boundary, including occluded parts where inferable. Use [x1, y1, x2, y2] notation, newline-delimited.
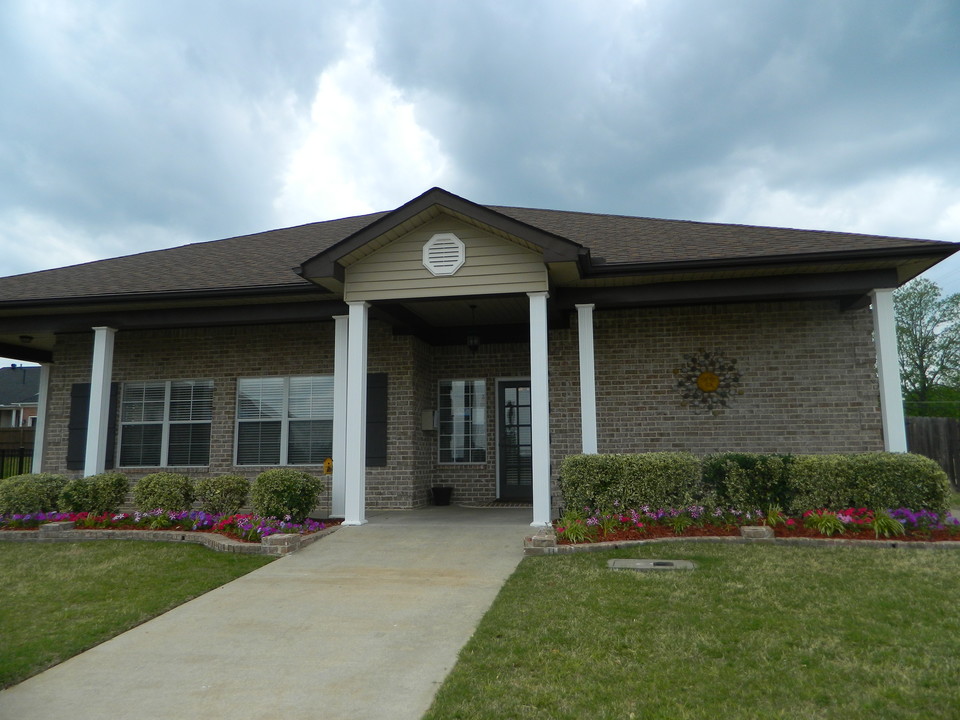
[674, 350, 742, 414]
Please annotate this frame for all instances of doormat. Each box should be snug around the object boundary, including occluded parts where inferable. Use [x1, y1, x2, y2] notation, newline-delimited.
[459, 500, 533, 509]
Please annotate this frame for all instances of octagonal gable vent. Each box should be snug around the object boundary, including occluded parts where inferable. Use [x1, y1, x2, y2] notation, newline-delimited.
[422, 233, 465, 276]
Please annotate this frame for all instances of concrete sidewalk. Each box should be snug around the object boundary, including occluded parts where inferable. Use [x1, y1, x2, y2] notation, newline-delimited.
[0, 506, 533, 720]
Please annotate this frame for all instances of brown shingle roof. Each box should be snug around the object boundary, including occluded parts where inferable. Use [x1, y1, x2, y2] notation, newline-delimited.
[0, 199, 953, 305]
[491, 206, 952, 264]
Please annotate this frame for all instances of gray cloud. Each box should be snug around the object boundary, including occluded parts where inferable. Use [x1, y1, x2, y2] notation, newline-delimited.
[0, 0, 957, 287]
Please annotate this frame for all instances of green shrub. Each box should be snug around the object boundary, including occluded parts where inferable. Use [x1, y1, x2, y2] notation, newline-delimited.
[786, 452, 949, 515]
[59, 472, 129, 514]
[132, 472, 195, 512]
[558, 453, 702, 511]
[195, 475, 250, 515]
[702, 453, 793, 509]
[251, 469, 323, 522]
[0, 473, 69, 514]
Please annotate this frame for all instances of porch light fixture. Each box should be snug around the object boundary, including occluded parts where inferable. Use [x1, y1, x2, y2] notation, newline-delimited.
[466, 304, 480, 353]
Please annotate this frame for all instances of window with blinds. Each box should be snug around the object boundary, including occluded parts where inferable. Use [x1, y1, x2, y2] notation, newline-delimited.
[438, 379, 486, 463]
[236, 376, 334, 465]
[118, 380, 213, 467]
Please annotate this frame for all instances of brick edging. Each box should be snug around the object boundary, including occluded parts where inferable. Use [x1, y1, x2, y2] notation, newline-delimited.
[0, 522, 339, 556]
[523, 528, 960, 555]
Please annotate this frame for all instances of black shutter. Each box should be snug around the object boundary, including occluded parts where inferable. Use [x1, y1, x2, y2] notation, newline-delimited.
[365, 373, 387, 467]
[66, 383, 119, 471]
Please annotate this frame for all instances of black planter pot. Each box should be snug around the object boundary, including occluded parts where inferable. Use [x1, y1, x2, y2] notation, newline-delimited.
[431, 486, 453, 506]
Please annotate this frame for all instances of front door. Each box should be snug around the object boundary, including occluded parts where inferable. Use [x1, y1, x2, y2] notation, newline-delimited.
[498, 380, 533, 501]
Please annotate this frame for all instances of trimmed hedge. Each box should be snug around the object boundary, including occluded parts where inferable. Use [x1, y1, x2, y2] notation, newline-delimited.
[251, 469, 323, 522]
[786, 453, 949, 516]
[558, 451, 950, 515]
[59, 472, 129, 514]
[702, 453, 793, 510]
[195, 474, 250, 515]
[0, 473, 69, 514]
[559, 453, 701, 511]
[132, 472, 195, 512]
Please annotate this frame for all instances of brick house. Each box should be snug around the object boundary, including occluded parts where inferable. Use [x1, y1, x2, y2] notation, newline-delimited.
[0, 188, 955, 525]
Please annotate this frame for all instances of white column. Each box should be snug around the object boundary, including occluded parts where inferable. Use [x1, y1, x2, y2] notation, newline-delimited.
[343, 302, 369, 526]
[576, 304, 598, 454]
[331, 315, 349, 518]
[871, 289, 907, 452]
[528, 291, 551, 527]
[85, 327, 117, 476]
[31, 363, 51, 472]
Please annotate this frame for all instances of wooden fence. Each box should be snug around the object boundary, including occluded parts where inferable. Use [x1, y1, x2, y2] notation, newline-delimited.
[906, 416, 960, 487]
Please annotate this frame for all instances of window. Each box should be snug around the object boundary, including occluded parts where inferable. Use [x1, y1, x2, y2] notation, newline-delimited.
[438, 379, 486, 463]
[119, 380, 213, 467]
[236, 376, 333, 465]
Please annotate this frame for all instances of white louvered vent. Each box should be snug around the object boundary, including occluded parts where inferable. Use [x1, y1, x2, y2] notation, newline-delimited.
[422, 233, 465, 276]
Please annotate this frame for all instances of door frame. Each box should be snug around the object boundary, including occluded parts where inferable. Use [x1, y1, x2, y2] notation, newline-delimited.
[495, 377, 532, 501]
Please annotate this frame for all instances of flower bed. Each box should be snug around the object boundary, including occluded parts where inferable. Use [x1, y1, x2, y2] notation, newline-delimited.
[554, 505, 960, 545]
[0, 510, 340, 543]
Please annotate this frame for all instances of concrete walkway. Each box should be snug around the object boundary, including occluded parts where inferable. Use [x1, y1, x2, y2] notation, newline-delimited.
[0, 506, 533, 720]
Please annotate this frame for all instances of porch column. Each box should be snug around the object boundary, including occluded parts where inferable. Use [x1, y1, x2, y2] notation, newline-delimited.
[343, 301, 369, 526]
[575, 304, 598, 454]
[331, 315, 349, 518]
[871, 289, 907, 452]
[31, 363, 51, 472]
[528, 291, 551, 527]
[85, 327, 116, 476]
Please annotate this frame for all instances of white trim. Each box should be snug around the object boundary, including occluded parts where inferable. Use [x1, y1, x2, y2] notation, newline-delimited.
[84, 327, 116, 477]
[332, 315, 349, 518]
[343, 301, 369, 526]
[527, 292, 551, 527]
[575, 304, 598, 454]
[871, 289, 907, 452]
[31, 364, 50, 472]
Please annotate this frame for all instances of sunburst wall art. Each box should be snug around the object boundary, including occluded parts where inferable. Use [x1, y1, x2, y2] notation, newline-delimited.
[674, 350, 742, 414]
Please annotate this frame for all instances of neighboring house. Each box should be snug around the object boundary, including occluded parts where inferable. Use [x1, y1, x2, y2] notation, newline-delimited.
[0, 187, 956, 525]
[0, 364, 40, 428]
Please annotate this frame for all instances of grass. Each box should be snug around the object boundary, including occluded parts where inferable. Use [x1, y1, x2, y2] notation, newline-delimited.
[425, 543, 960, 720]
[0, 541, 273, 689]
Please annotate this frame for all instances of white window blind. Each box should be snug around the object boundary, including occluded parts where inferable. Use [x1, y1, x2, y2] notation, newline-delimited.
[438, 379, 486, 463]
[119, 380, 212, 467]
[236, 376, 334, 465]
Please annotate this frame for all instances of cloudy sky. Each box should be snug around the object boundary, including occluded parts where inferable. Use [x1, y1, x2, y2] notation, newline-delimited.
[2, 0, 959, 296]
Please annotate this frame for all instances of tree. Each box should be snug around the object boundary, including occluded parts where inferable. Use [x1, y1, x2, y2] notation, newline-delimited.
[894, 278, 960, 416]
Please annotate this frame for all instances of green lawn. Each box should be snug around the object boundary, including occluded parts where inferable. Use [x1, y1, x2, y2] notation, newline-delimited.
[0, 541, 273, 689]
[949, 489, 960, 509]
[425, 543, 960, 720]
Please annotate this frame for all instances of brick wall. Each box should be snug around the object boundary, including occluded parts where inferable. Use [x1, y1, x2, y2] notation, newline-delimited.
[42, 299, 883, 513]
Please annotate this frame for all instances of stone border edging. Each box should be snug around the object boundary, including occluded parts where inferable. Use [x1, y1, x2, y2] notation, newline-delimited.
[523, 526, 960, 555]
[0, 521, 339, 556]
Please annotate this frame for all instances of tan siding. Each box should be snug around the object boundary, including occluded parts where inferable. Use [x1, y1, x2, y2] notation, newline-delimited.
[344, 217, 547, 301]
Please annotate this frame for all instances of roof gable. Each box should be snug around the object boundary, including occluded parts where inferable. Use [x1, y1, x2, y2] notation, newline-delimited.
[297, 187, 585, 284]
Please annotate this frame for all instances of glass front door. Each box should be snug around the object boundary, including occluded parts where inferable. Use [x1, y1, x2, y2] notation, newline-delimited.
[498, 380, 533, 501]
